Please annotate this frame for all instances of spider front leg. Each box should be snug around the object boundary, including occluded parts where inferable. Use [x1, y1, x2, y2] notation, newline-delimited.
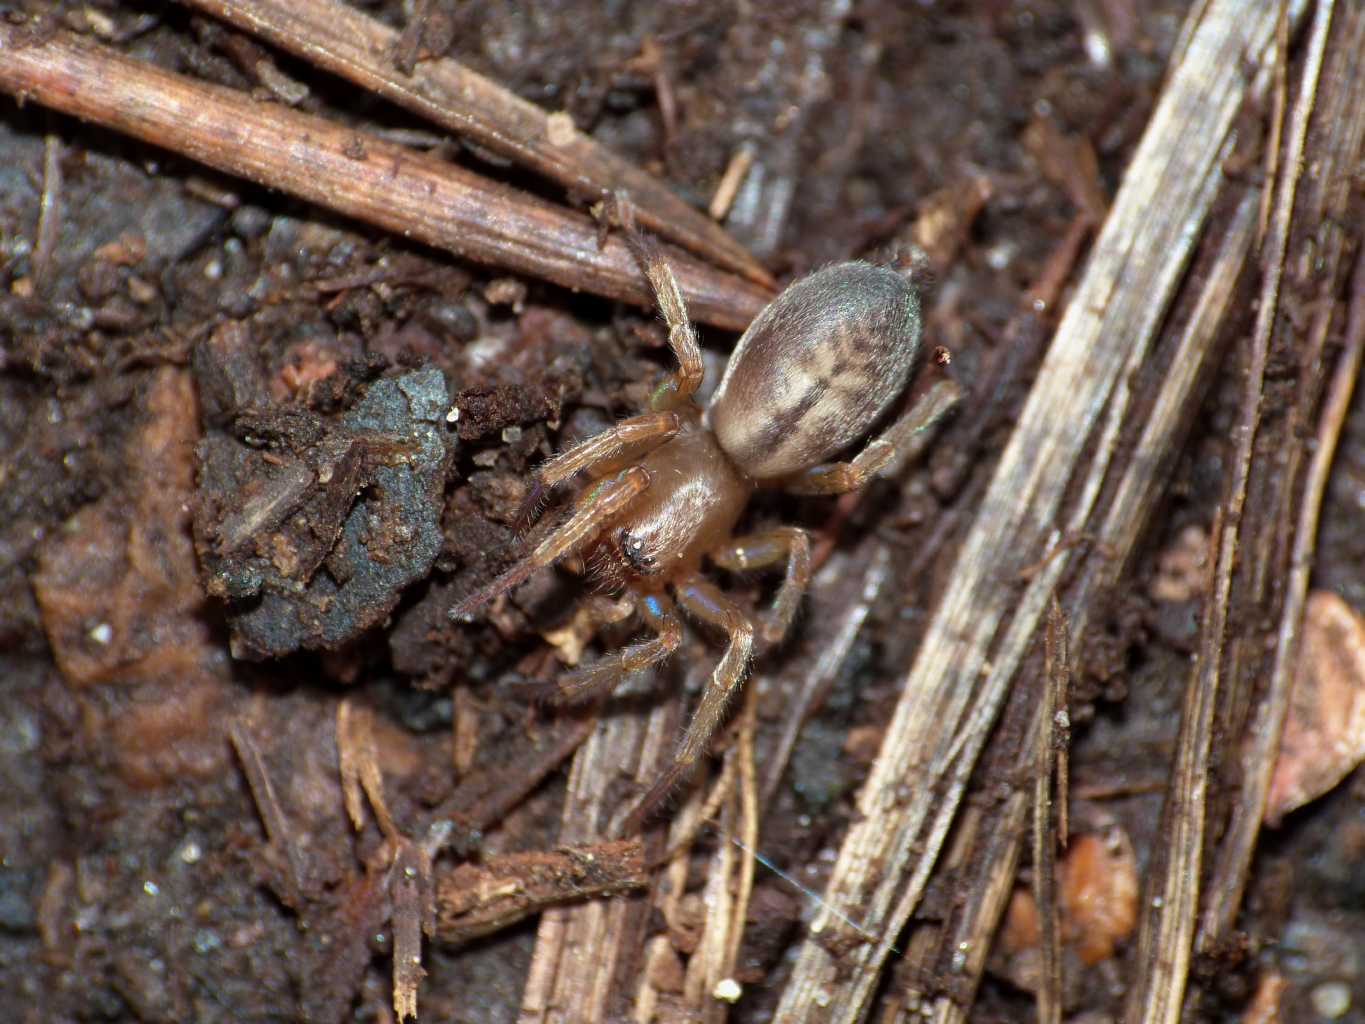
[639, 246, 705, 412]
[783, 378, 961, 495]
[710, 527, 811, 647]
[618, 578, 754, 835]
[611, 205, 705, 412]
[518, 593, 682, 704]
[449, 466, 650, 620]
[516, 411, 679, 531]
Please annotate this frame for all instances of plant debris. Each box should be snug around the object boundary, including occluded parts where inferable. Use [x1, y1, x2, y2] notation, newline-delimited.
[1265, 590, 1365, 826]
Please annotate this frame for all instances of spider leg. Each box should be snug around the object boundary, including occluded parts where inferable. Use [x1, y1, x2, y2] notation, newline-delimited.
[610, 196, 705, 413]
[640, 247, 705, 412]
[618, 578, 754, 835]
[783, 378, 961, 495]
[710, 526, 811, 647]
[449, 466, 650, 620]
[515, 411, 679, 531]
[517, 593, 681, 704]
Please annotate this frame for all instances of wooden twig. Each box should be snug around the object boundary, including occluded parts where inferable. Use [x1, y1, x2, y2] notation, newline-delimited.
[32, 131, 62, 292]
[708, 145, 754, 222]
[520, 675, 682, 1021]
[1033, 602, 1069, 1024]
[434, 840, 647, 947]
[178, 0, 772, 288]
[908, 187, 1262, 1024]
[1196, 1, 1365, 953]
[722, 678, 761, 1006]
[1258, 1, 1292, 242]
[433, 715, 600, 835]
[633, 759, 719, 1019]
[0, 18, 771, 331]
[335, 702, 435, 1023]
[228, 720, 310, 908]
[1125, 4, 1333, 1021]
[774, 3, 1301, 1020]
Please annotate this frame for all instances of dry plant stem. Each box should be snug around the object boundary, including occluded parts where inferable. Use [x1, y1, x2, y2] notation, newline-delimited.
[1032, 602, 1069, 1024]
[649, 544, 892, 1017]
[891, 783, 1020, 1022]
[521, 677, 680, 1022]
[679, 681, 760, 1021]
[450, 685, 478, 776]
[1126, 4, 1331, 1020]
[914, 189, 1262, 1024]
[388, 0, 432, 76]
[1259, 1, 1291, 242]
[1197, 2, 1365, 952]
[0, 21, 769, 331]
[1052, 622, 1070, 848]
[178, 0, 772, 288]
[708, 145, 755, 222]
[32, 132, 61, 291]
[653, 756, 734, 870]
[685, 788, 736, 1012]
[727, 681, 760, 985]
[632, 763, 714, 1020]
[337, 701, 398, 840]
[1205, 257, 1365, 939]
[434, 840, 647, 947]
[1204, 0, 1365, 791]
[336, 703, 431, 1023]
[450, 716, 600, 833]
[775, 3, 1303, 1019]
[228, 721, 309, 907]
[388, 842, 432, 1024]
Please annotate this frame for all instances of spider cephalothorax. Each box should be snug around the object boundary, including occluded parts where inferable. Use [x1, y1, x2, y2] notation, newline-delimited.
[451, 230, 959, 834]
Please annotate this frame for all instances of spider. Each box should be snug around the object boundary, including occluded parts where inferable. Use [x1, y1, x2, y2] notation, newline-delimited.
[450, 226, 960, 835]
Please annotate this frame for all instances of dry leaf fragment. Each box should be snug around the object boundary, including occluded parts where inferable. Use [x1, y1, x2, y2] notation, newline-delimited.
[541, 596, 633, 667]
[1061, 828, 1138, 965]
[1266, 591, 1365, 825]
[998, 826, 1139, 968]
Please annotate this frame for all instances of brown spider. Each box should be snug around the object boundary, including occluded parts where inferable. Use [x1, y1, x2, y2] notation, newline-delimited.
[450, 229, 960, 835]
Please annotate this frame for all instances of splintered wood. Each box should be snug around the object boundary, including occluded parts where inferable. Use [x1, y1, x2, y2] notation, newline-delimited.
[774, 1, 1327, 1021]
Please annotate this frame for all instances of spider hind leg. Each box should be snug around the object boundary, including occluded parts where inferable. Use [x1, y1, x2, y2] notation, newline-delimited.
[617, 578, 754, 835]
[516, 593, 681, 705]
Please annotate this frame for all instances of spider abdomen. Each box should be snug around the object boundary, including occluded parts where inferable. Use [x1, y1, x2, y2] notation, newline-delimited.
[708, 261, 923, 481]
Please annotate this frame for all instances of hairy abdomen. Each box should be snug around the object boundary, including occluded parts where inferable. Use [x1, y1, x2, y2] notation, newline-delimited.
[708, 262, 923, 481]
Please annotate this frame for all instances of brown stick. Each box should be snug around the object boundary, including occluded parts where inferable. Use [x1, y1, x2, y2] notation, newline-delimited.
[434, 840, 647, 947]
[0, 18, 770, 331]
[179, 0, 773, 288]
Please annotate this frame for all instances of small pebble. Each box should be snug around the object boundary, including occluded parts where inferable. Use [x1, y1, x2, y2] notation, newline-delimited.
[1311, 981, 1351, 1019]
[230, 206, 272, 240]
[421, 299, 479, 342]
[546, 111, 576, 146]
[713, 978, 742, 1003]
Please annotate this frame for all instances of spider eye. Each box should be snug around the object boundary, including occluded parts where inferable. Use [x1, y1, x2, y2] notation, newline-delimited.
[618, 531, 658, 573]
